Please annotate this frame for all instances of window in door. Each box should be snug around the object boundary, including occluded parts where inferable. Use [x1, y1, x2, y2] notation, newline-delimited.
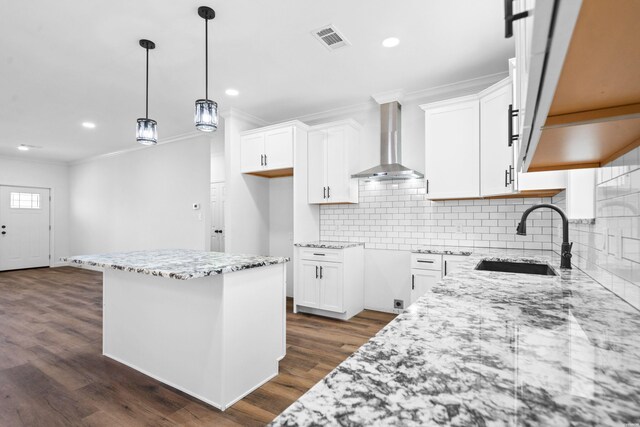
[10, 192, 41, 209]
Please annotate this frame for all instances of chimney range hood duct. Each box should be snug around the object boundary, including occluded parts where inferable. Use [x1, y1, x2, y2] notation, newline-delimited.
[351, 101, 424, 180]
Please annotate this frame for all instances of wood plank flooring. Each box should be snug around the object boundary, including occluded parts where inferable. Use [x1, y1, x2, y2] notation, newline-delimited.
[0, 267, 395, 426]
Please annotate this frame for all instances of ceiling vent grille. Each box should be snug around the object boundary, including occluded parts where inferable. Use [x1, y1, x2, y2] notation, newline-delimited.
[312, 25, 350, 51]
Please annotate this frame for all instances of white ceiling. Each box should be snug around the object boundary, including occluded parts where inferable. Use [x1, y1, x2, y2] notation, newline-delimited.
[0, 0, 514, 162]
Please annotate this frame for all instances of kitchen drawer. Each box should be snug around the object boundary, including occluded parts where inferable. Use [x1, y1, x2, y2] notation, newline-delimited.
[299, 248, 343, 263]
[411, 253, 442, 271]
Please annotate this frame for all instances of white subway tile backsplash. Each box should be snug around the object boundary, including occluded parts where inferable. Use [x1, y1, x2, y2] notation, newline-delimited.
[552, 146, 640, 311]
[320, 178, 554, 252]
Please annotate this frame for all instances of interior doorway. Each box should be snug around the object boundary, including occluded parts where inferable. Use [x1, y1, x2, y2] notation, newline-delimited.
[0, 185, 51, 271]
[210, 181, 225, 252]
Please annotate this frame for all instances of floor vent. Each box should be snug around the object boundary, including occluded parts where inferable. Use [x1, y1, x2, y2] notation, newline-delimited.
[312, 24, 350, 51]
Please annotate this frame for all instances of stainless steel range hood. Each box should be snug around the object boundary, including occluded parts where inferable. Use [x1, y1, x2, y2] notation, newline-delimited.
[351, 101, 424, 180]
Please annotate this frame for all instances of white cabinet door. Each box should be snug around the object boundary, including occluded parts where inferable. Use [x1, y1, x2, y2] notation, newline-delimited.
[307, 130, 327, 204]
[443, 256, 468, 277]
[326, 126, 349, 203]
[298, 261, 320, 308]
[319, 262, 344, 313]
[410, 269, 441, 305]
[481, 81, 514, 197]
[264, 126, 293, 170]
[241, 133, 264, 173]
[424, 98, 480, 199]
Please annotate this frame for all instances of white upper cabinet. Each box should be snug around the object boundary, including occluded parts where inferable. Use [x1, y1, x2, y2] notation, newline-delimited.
[422, 95, 480, 200]
[480, 78, 514, 197]
[241, 121, 305, 177]
[307, 120, 360, 204]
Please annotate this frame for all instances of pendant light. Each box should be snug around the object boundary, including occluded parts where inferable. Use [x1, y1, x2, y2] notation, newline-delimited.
[194, 6, 218, 132]
[136, 39, 158, 145]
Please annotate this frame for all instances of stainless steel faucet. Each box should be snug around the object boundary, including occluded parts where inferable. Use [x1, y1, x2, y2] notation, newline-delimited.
[516, 203, 573, 269]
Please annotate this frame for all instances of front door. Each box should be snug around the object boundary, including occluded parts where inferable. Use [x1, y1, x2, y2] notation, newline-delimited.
[0, 186, 51, 271]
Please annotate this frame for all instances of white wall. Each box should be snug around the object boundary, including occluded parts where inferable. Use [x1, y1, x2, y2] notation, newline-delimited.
[223, 110, 271, 255]
[0, 156, 70, 266]
[211, 119, 226, 183]
[69, 135, 211, 255]
[269, 177, 294, 296]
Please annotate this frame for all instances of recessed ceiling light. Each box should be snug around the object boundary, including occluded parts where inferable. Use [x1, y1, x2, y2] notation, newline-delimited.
[225, 88, 239, 96]
[382, 37, 400, 48]
[82, 122, 96, 129]
[17, 145, 30, 151]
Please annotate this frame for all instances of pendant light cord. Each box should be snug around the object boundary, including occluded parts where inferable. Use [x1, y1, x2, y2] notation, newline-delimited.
[145, 47, 149, 119]
[205, 18, 209, 100]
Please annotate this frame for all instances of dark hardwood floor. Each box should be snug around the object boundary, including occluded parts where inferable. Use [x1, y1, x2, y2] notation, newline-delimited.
[0, 267, 395, 426]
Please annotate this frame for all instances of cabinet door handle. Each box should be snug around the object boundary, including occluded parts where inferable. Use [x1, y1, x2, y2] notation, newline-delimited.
[417, 260, 434, 264]
[426, 179, 429, 194]
[444, 261, 447, 276]
[411, 274, 415, 290]
[323, 187, 326, 199]
[319, 266, 323, 279]
[264, 154, 267, 166]
[327, 186, 330, 199]
[260, 154, 264, 166]
[504, 0, 529, 38]
[505, 169, 510, 187]
[509, 165, 515, 184]
[508, 104, 519, 147]
[316, 266, 318, 279]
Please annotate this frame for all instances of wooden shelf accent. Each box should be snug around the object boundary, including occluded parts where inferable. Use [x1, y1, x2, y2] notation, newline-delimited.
[431, 189, 563, 202]
[530, 117, 640, 172]
[529, 0, 640, 171]
[244, 167, 293, 178]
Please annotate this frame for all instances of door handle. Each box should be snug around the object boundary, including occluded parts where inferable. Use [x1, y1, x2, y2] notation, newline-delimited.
[411, 274, 415, 290]
[260, 154, 264, 166]
[320, 266, 323, 279]
[426, 179, 429, 194]
[1, 231, 5, 235]
[444, 261, 447, 276]
[264, 154, 267, 166]
[504, 0, 529, 38]
[316, 266, 318, 278]
[327, 186, 330, 199]
[508, 104, 519, 147]
[1, 225, 5, 228]
[509, 165, 515, 184]
[505, 169, 509, 187]
[323, 187, 326, 199]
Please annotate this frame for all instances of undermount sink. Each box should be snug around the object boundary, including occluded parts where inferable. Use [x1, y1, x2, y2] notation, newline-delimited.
[475, 260, 557, 276]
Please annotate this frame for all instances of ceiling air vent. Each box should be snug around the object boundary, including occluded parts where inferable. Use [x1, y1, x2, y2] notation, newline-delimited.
[312, 24, 350, 51]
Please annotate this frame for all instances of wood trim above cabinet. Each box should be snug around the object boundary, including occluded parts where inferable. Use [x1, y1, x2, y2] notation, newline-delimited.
[244, 167, 293, 178]
[429, 189, 563, 202]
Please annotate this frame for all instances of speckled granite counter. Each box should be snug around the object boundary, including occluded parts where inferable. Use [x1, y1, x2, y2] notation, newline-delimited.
[412, 245, 473, 256]
[294, 241, 364, 249]
[270, 249, 640, 426]
[65, 249, 289, 280]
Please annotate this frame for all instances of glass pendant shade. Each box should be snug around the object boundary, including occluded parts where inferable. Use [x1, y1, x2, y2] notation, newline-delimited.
[194, 99, 218, 132]
[136, 118, 158, 145]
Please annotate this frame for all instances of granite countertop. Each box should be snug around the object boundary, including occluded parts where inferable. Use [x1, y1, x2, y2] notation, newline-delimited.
[294, 241, 364, 249]
[270, 249, 640, 426]
[65, 249, 289, 280]
[412, 245, 473, 256]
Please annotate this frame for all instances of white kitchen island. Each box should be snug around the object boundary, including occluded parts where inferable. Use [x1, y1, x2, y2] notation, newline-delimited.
[66, 249, 288, 411]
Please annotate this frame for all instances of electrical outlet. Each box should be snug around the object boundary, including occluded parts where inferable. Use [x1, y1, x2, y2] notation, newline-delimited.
[393, 299, 404, 310]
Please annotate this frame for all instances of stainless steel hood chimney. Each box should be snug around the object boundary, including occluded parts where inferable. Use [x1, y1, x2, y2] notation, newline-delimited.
[351, 101, 424, 180]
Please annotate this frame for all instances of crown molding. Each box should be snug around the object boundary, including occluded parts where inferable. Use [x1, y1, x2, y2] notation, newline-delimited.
[0, 154, 68, 166]
[371, 90, 405, 105]
[404, 71, 509, 103]
[219, 107, 270, 127]
[69, 130, 207, 166]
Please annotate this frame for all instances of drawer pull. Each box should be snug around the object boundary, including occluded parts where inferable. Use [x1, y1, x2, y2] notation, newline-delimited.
[417, 260, 434, 263]
[313, 253, 326, 256]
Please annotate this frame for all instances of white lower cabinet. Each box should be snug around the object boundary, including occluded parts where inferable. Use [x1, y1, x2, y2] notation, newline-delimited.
[410, 253, 469, 305]
[410, 269, 441, 306]
[294, 245, 363, 320]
